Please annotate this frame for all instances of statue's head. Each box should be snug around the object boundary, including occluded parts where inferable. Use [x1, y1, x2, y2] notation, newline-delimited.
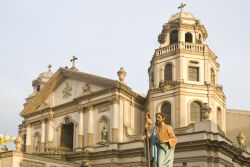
[155, 113, 165, 126]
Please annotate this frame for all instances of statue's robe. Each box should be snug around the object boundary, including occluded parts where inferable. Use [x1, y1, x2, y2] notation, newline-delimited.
[145, 123, 177, 167]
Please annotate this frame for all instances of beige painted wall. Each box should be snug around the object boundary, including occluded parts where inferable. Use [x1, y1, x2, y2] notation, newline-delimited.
[226, 109, 250, 149]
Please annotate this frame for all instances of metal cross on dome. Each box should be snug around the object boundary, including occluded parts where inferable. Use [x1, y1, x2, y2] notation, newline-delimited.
[178, 3, 186, 12]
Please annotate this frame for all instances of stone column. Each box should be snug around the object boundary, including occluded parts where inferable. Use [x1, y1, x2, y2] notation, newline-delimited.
[40, 119, 46, 152]
[111, 96, 119, 143]
[47, 114, 54, 149]
[25, 123, 31, 153]
[160, 67, 164, 82]
[87, 106, 94, 147]
[154, 63, 160, 88]
[78, 107, 84, 148]
[178, 30, 184, 42]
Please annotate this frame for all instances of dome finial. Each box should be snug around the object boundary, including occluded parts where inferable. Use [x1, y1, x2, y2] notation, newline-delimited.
[117, 67, 126, 82]
[178, 3, 186, 13]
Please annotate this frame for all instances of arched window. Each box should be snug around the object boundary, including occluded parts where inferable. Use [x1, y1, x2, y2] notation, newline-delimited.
[161, 102, 171, 124]
[190, 101, 202, 122]
[210, 69, 215, 85]
[196, 33, 202, 44]
[170, 30, 178, 44]
[36, 85, 40, 92]
[185, 32, 192, 43]
[164, 64, 172, 81]
[217, 107, 222, 128]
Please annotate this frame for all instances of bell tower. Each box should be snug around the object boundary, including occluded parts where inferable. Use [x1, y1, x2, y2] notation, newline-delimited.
[147, 5, 226, 132]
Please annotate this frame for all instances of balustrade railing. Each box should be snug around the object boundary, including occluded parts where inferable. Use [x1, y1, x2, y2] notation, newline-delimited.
[156, 42, 209, 56]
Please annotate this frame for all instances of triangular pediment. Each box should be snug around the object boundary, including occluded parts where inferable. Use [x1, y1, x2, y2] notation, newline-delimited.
[20, 68, 117, 116]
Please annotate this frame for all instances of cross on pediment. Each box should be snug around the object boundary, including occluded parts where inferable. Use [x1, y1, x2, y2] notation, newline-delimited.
[178, 3, 186, 12]
[70, 55, 78, 71]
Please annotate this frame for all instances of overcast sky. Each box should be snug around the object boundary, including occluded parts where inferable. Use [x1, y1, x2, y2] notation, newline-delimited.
[0, 0, 250, 138]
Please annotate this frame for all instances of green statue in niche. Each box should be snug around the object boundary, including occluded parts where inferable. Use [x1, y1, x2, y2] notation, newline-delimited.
[101, 126, 108, 142]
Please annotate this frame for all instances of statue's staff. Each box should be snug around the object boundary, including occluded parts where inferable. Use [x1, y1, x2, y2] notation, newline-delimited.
[145, 113, 152, 167]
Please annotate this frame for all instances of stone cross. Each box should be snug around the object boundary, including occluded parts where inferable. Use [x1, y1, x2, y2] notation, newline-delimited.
[178, 3, 186, 12]
[48, 64, 52, 71]
[70, 55, 78, 70]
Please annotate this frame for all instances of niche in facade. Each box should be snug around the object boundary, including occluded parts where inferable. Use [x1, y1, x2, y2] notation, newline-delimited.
[60, 117, 74, 151]
[22, 134, 26, 152]
[33, 132, 41, 153]
[98, 116, 110, 143]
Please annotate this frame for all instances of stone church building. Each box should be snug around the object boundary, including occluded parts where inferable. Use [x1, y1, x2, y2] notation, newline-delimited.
[1, 8, 250, 167]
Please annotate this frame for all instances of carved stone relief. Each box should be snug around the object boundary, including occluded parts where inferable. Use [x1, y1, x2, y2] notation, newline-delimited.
[21, 160, 45, 167]
[33, 122, 41, 130]
[82, 83, 91, 94]
[98, 105, 110, 113]
[62, 82, 72, 98]
[110, 96, 120, 104]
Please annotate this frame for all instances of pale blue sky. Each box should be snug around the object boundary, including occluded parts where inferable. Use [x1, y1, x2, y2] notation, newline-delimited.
[0, 0, 249, 138]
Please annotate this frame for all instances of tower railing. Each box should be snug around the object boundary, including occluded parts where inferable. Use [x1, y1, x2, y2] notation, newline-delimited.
[155, 42, 216, 59]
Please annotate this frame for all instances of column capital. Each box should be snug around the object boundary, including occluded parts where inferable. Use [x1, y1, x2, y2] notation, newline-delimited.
[78, 105, 84, 113]
[110, 96, 120, 104]
[87, 105, 94, 111]
[38, 118, 46, 124]
[47, 113, 54, 121]
[25, 122, 31, 128]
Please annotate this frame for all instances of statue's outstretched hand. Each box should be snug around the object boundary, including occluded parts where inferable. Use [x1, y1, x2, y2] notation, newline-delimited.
[160, 139, 169, 144]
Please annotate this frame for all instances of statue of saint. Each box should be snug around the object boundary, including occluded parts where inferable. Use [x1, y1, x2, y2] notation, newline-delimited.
[101, 126, 108, 142]
[145, 113, 177, 167]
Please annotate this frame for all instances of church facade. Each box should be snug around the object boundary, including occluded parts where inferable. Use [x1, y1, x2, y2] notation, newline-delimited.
[1, 8, 250, 167]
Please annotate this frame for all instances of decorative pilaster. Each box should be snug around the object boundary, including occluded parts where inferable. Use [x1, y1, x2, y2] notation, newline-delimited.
[111, 96, 119, 143]
[87, 133, 93, 147]
[40, 119, 46, 152]
[78, 106, 84, 148]
[25, 123, 31, 153]
[154, 63, 160, 88]
[47, 113, 54, 149]
[87, 105, 94, 147]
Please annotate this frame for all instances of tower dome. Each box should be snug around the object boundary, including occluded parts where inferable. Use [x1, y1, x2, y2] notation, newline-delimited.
[32, 67, 53, 94]
[24, 65, 53, 106]
[158, 11, 208, 47]
[168, 11, 196, 22]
